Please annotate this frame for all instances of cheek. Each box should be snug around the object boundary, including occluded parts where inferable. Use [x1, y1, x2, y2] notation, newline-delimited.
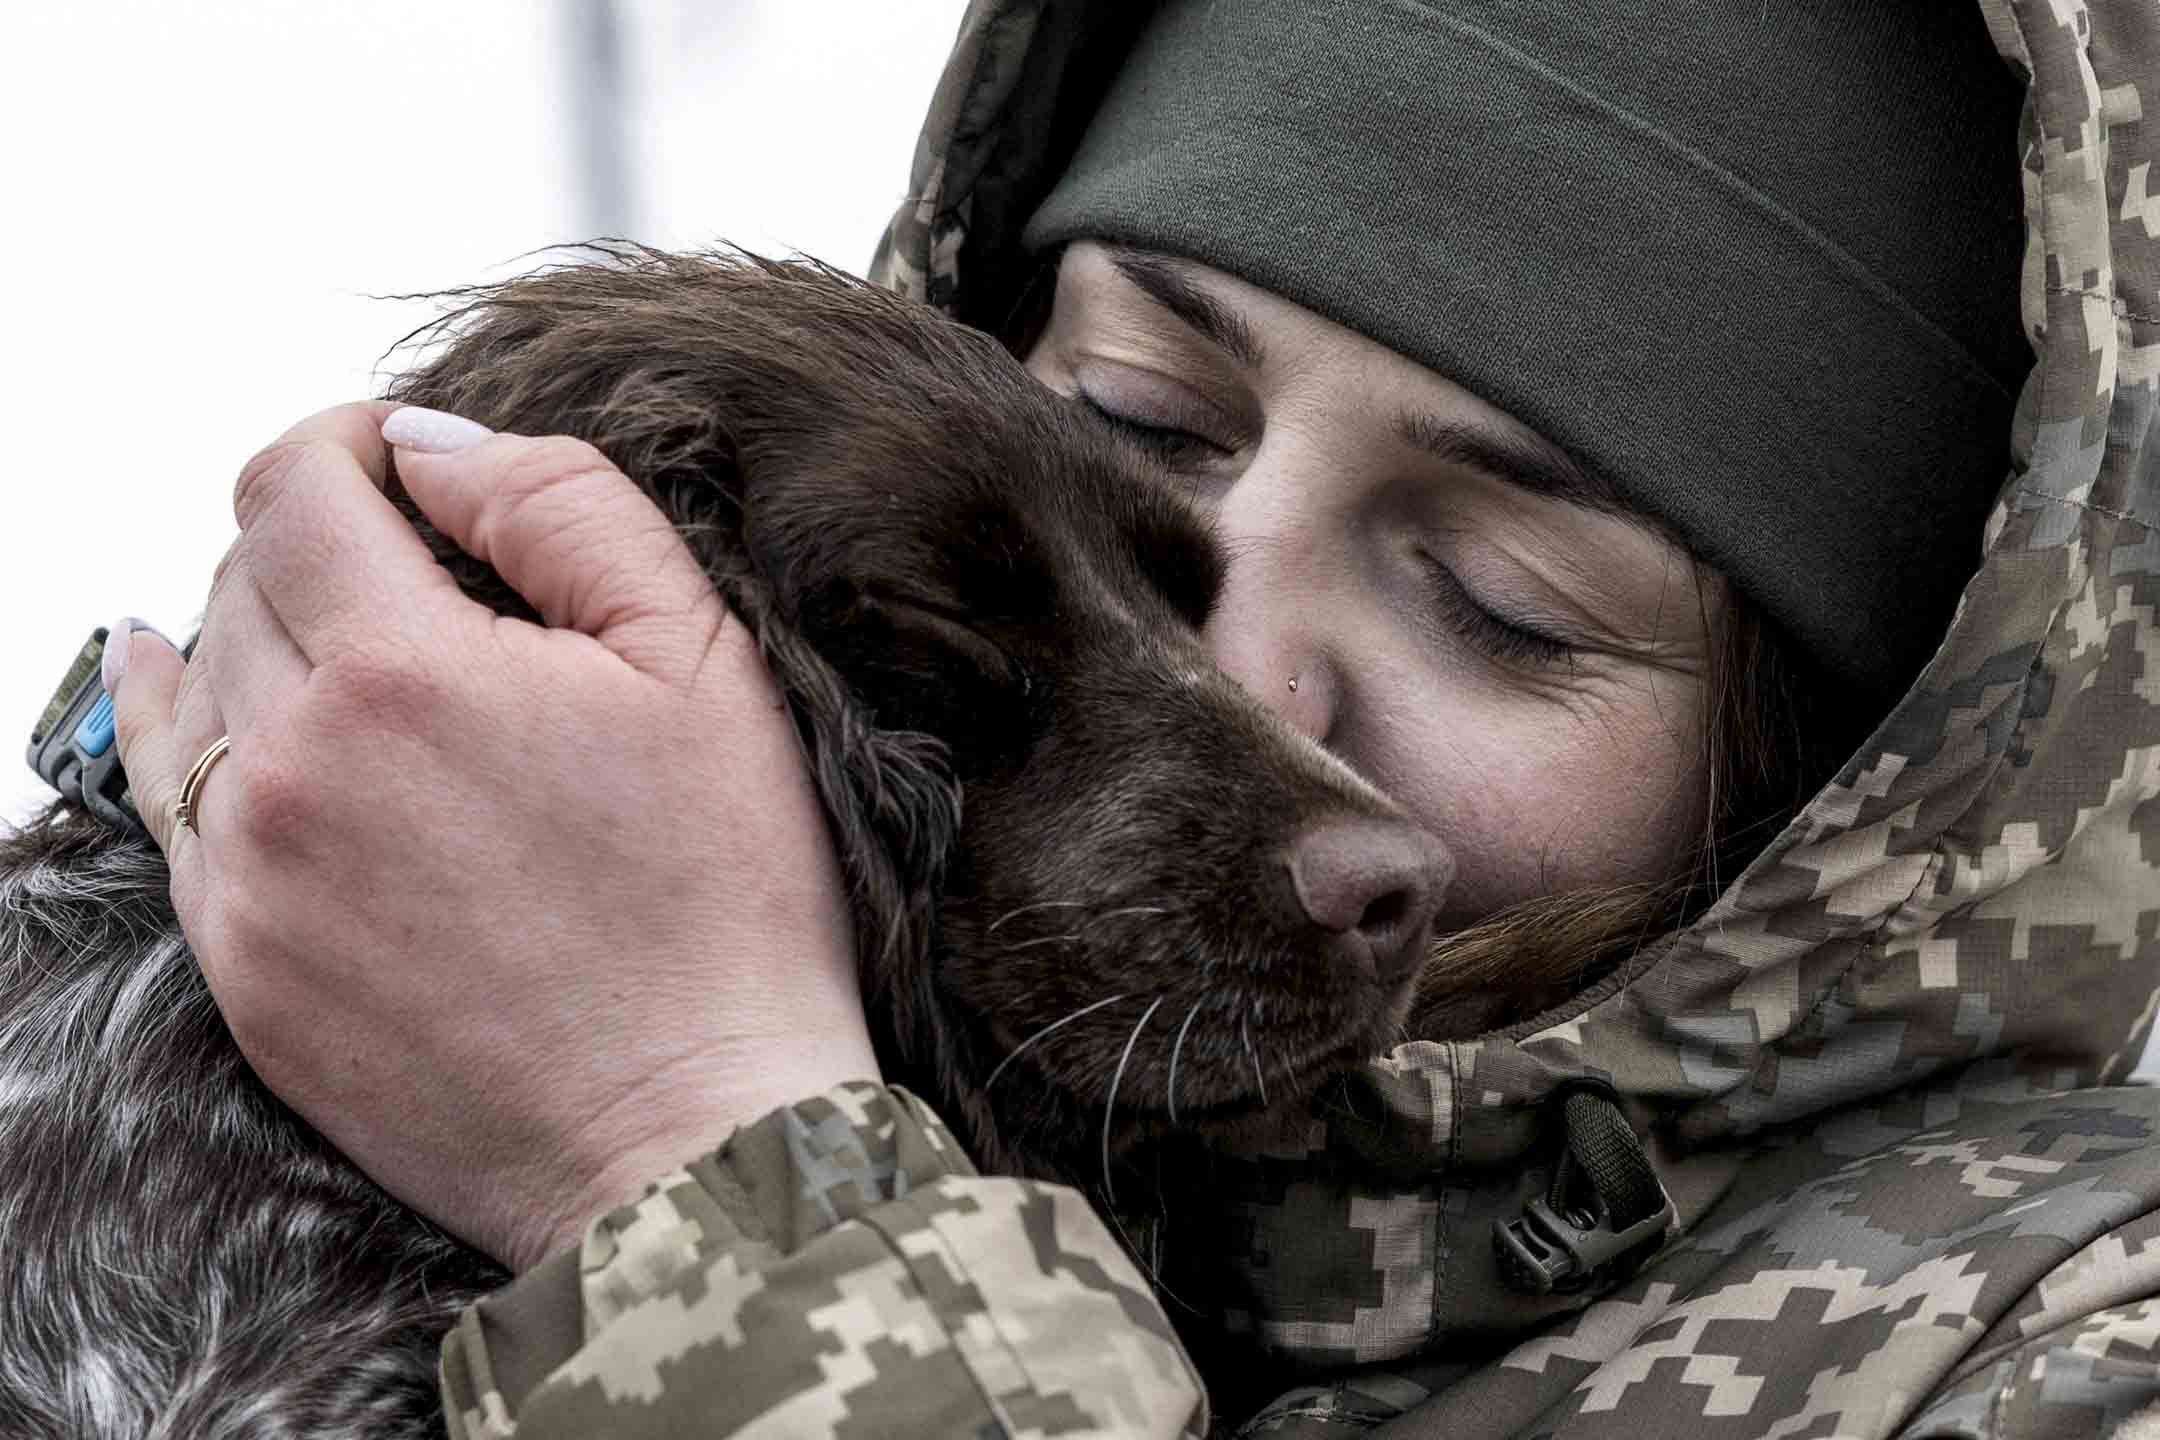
[1352, 666, 1710, 922]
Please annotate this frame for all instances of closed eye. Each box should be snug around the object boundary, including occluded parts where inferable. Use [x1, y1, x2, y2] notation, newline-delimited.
[862, 586, 1031, 692]
[1075, 390, 1232, 465]
[1417, 554, 1575, 667]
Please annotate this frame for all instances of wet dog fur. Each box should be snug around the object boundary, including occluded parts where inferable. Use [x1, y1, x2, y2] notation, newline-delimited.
[0, 250, 1452, 1437]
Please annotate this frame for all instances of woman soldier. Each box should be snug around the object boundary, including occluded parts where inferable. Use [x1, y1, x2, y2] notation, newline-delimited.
[104, 1, 2160, 1435]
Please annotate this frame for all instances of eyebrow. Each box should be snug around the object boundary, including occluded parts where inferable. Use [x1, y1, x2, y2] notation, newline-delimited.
[1393, 409, 1632, 517]
[1103, 245, 1645, 524]
[1106, 248, 1268, 370]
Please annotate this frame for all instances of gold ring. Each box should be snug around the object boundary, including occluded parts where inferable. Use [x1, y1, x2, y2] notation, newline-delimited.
[175, 735, 232, 836]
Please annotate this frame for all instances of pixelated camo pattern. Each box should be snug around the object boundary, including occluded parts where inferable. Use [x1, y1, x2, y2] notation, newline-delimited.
[437, 0, 2160, 1434]
[438, 1084, 1204, 1436]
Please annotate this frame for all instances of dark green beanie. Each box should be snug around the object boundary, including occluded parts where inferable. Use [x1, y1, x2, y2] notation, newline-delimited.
[1023, 0, 2030, 706]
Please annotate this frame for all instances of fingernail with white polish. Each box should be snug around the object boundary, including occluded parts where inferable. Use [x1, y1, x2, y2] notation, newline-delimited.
[101, 617, 141, 695]
[383, 406, 494, 455]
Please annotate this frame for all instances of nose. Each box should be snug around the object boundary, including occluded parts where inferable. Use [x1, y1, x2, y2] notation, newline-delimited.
[1280, 818, 1454, 986]
[1200, 571, 1337, 744]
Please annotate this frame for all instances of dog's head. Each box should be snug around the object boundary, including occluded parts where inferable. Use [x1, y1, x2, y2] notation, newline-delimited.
[387, 248, 1455, 1182]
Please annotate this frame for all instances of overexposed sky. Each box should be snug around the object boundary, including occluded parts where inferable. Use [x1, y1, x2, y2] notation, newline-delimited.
[1, 1, 968, 823]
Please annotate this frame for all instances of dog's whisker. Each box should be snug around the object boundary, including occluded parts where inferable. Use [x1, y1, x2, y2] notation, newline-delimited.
[1099, 1204, 1203, 1317]
[1243, 1008, 1268, 1109]
[1002, 932, 1086, 953]
[1167, 998, 1204, 1126]
[985, 899, 1088, 935]
[1084, 905, 1172, 929]
[1103, 994, 1166, 1209]
[985, 992, 1134, 1092]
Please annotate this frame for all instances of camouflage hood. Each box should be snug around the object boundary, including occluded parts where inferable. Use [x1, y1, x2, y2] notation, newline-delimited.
[870, 0, 2160, 1371]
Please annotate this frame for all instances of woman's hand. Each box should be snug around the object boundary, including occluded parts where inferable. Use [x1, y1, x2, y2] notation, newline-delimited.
[106, 402, 878, 1272]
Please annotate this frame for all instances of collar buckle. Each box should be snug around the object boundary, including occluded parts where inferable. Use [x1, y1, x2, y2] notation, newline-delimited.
[1495, 1182, 1673, 1295]
[1493, 1085, 1675, 1295]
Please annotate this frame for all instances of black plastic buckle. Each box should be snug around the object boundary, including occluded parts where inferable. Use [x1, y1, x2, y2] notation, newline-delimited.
[26, 628, 148, 838]
[1494, 1184, 1673, 1296]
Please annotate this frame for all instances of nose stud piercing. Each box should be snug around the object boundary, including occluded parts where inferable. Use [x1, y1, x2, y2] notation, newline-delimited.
[1288, 675, 1300, 693]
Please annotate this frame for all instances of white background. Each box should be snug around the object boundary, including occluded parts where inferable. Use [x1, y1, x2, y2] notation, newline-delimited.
[1, 0, 968, 823]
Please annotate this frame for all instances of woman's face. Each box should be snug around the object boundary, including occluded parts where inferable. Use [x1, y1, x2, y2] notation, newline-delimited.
[1024, 242, 1722, 930]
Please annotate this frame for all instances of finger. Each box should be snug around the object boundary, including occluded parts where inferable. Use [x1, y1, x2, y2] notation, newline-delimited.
[232, 401, 401, 528]
[197, 542, 312, 736]
[235, 402, 465, 664]
[384, 407, 727, 688]
[152, 620, 235, 887]
[104, 620, 193, 860]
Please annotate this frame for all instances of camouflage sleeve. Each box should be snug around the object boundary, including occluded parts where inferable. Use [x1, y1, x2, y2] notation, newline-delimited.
[1896, 1205, 2160, 1440]
[436, 1082, 1207, 1438]
[1902, 1298, 2160, 1439]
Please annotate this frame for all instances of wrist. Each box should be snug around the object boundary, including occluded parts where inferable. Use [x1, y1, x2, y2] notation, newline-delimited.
[514, 1044, 885, 1272]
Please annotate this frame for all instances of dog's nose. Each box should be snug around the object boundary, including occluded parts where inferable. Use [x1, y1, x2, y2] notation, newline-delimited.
[1282, 818, 1453, 985]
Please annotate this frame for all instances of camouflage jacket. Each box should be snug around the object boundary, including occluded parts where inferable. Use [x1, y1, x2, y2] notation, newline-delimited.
[438, 1, 2160, 1435]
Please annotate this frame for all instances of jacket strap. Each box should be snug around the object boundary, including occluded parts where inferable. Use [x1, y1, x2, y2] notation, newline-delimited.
[1494, 1086, 1674, 1295]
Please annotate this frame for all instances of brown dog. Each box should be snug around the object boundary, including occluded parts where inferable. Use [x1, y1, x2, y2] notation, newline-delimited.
[0, 248, 1454, 1438]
